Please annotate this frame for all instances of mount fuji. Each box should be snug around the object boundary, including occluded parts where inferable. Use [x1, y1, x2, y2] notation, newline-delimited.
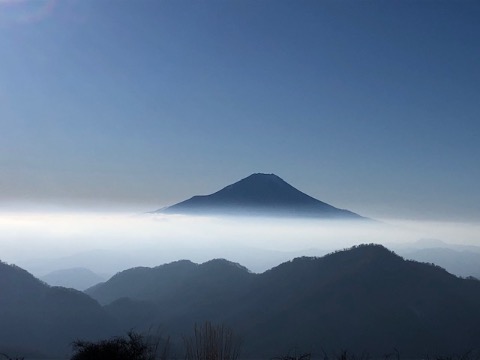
[155, 173, 365, 219]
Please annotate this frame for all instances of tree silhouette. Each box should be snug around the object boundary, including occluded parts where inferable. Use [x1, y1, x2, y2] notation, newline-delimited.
[0, 354, 24, 360]
[183, 322, 241, 360]
[70, 331, 169, 360]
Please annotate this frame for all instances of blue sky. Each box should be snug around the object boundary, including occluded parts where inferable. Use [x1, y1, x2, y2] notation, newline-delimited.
[1, 0, 479, 220]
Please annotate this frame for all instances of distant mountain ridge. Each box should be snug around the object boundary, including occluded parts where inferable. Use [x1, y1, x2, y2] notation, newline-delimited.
[402, 247, 480, 279]
[86, 245, 480, 357]
[156, 173, 364, 219]
[41, 267, 106, 291]
[392, 239, 480, 279]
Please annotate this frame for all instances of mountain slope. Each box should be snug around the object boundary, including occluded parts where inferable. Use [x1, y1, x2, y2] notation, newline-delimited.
[240, 245, 480, 356]
[157, 173, 364, 219]
[86, 259, 253, 306]
[401, 247, 480, 279]
[0, 261, 119, 357]
[87, 245, 480, 357]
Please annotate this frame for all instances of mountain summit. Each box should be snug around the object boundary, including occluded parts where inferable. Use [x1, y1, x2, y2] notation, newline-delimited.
[156, 173, 364, 219]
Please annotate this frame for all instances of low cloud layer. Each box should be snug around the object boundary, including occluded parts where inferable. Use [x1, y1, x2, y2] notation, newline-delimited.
[0, 211, 479, 277]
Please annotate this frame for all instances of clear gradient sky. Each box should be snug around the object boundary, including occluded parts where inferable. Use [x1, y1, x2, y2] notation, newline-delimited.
[1, 0, 479, 220]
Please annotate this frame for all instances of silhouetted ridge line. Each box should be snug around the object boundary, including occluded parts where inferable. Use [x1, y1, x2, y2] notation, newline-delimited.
[155, 173, 366, 219]
[86, 244, 480, 357]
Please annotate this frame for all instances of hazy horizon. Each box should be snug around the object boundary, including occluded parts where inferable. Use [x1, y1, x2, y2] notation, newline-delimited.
[1, 209, 479, 278]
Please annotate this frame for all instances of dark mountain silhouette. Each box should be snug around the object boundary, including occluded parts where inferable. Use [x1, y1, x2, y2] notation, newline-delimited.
[156, 173, 364, 219]
[87, 259, 252, 306]
[41, 267, 106, 291]
[0, 260, 119, 357]
[86, 245, 480, 357]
